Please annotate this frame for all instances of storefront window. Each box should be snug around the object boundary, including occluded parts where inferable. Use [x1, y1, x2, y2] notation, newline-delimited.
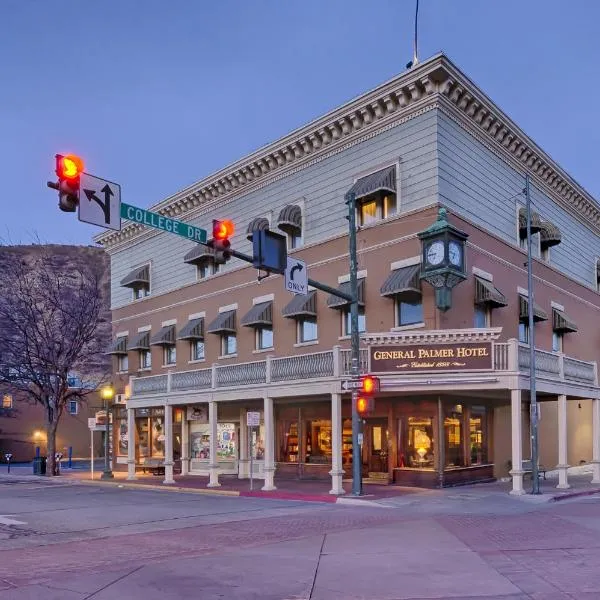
[249, 423, 265, 460]
[284, 422, 299, 462]
[116, 408, 128, 456]
[445, 405, 465, 468]
[189, 423, 237, 460]
[469, 406, 488, 465]
[151, 414, 165, 457]
[136, 415, 150, 458]
[305, 419, 332, 464]
[403, 417, 434, 468]
[190, 425, 210, 459]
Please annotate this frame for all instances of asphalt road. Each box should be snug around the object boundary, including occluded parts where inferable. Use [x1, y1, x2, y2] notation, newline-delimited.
[0, 475, 599, 599]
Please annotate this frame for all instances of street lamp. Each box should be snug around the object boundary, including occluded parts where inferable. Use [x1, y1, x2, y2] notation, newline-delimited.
[100, 385, 115, 480]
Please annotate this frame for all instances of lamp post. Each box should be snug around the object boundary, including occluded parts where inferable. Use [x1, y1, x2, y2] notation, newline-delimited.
[100, 385, 114, 480]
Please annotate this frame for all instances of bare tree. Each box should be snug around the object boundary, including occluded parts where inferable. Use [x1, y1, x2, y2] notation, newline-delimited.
[0, 246, 110, 476]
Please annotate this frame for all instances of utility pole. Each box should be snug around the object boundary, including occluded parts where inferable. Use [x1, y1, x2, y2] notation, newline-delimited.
[525, 174, 540, 494]
[346, 191, 362, 497]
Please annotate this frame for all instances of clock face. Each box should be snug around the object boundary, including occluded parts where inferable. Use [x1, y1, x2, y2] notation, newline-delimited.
[448, 241, 462, 266]
[426, 241, 445, 266]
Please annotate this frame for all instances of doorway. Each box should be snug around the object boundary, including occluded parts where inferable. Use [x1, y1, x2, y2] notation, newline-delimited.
[362, 419, 389, 475]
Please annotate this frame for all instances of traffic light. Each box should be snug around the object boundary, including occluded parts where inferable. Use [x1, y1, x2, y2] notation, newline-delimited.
[356, 375, 380, 417]
[209, 219, 234, 265]
[360, 375, 380, 395]
[47, 154, 85, 212]
[356, 395, 373, 417]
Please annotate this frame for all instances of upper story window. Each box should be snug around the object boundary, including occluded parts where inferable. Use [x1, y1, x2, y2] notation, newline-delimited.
[518, 294, 548, 344]
[241, 301, 274, 351]
[164, 345, 177, 365]
[517, 207, 542, 251]
[206, 309, 237, 357]
[139, 350, 152, 369]
[348, 165, 397, 227]
[246, 217, 270, 242]
[150, 325, 177, 366]
[282, 291, 318, 345]
[539, 221, 562, 263]
[596, 259, 600, 292]
[2, 394, 12, 409]
[343, 306, 366, 336]
[183, 246, 220, 280]
[474, 305, 489, 328]
[552, 307, 577, 352]
[474, 276, 507, 328]
[129, 330, 151, 370]
[326, 278, 366, 336]
[277, 204, 303, 249]
[118, 354, 129, 372]
[120, 264, 150, 301]
[380, 264, 423, 328]
[191, 340, 205, 361]
[222, 333, 237, 356]
[298, 317, 318, 343]
[177, 317, 205, 362]
[108, 336, 129, 372]
[68, 400, 78, 415]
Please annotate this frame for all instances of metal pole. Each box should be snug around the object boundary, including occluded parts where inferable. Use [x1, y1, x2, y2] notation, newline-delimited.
[102, 399, 114, 479]
[91, 429, 94, 480]
[346, 192, 362, 496]
[249, 425, 254, 491]
[525, 174, 540, 494]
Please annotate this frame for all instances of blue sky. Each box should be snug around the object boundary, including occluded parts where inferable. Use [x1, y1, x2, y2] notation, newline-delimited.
[1, 0, 598, 245]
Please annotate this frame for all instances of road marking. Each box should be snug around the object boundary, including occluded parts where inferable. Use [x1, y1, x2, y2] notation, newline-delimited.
[0, 516, 26, 526]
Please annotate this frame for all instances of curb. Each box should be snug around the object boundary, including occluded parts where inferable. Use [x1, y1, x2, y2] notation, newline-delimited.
[77, 479, 241, 497]
[550, 487, 600, 502]
[239, 490, 338, 503]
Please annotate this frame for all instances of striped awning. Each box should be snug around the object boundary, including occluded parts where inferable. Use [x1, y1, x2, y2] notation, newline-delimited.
[539, 221, 562, 248]
[327, 279, 365, 309]
[277, 204, 302, 234]
[107, 337, 128, 355]
[207, 310, 236, 334]
[380, 264, 421, 297]
[183, 245, 214, 265]
[282, 290, 317, 318]
[241, 302, 273, 327]
[519, 295, 548, 322]
[474, 277, 507, 308]
[347, 165, 396, 201]
[150, 325, 176, 346]
[552, 309, 577, 333]
[120, 265, 149, 288]
[177, 318, 204, 341]
[518, 208, 542, 235]
[246, 217, 270, 241]
[128, 331, 151, 351]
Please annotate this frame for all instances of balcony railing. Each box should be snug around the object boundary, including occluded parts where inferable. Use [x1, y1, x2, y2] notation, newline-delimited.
[130, 340, 597, 396]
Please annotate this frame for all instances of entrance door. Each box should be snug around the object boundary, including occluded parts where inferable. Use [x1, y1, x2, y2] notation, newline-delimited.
[363, 420, 388, 475]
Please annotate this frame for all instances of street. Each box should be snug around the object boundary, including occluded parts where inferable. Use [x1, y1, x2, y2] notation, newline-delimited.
[0, 477, 599, 598]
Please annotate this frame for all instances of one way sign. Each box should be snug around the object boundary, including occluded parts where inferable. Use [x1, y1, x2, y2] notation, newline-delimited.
[285, 257, 307, 296]
[78, 173, 121, 231]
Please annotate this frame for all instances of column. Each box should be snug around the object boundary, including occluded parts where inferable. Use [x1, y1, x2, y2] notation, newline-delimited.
[163, 404, 175, 485]
[556, 395, 569, 489]
[207, 401, 220, 487]
[509, 389, 525, 495]
[592, 398, 600, 484]
[262, 397, 277, 491]
[181, 410, 189, 476]
[329, 393, 345, 495]
[127, 407, 136, 481]
[239, 408, 249, 479]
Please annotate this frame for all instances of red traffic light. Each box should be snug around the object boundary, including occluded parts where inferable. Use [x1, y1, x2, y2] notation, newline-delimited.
[360, 375, 380, 395]
[356, 395, 374, 416]
[56, 154, 84, 180]
[213, 219, 235, 240]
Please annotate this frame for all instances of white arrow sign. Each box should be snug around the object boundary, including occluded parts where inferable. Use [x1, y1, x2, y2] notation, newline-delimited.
[341, 379, 363, 391]
[285, 257, 307, 296]
[79, 173, 121, 231]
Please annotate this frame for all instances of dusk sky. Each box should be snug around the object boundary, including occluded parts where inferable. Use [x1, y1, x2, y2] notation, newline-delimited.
[1, 0, 598, 246]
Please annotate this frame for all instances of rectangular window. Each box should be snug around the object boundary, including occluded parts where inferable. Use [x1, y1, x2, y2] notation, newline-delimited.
[133, 285, 150, 300]
[445, 405, 465, 468]
[343, 306, 366, 336]
[359, 199, 378, 226]
[358, 191, 397, 226]
[518, 322, 529, 344]
[191, 340, 205, 361]
[397, 295, 423, 326]
[474, 306, 489, 328]
[118, 354, 129, 372]
[2, 394, 12, 409]
[403, 416, 434, 468]
[139, 349, 152, 369]
[299, 317, 318, 343]
[552, 331, 563, 353]
[164, 345, 176, 365]
[469, 406, 488, 465]
[288, 232, 302, 250]
[541, 247, 550, 262]
[257, 327, 273, 350]
[222, 334, 237, 356]
[197, 264, 210, 280]
[68, 400, 78, 415]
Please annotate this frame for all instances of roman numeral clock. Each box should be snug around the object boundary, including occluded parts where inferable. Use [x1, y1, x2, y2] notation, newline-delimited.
[418, 207, 468, 311]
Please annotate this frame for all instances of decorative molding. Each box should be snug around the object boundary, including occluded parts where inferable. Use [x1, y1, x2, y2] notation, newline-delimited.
[116, 330, 129, 338]
[219, 303, 238, 313]
[362, 327, 503, 346]
[338, 270, 367, 284]
[161, 319, 177, 327]
[472, 267, 493, 282]
[390, 256, 421, 271]
[253, 293, 275, 305]
[188, 311, 205, 320]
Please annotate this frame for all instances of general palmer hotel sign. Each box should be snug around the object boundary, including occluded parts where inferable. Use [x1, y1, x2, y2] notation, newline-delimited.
[370, 342, 492, 373]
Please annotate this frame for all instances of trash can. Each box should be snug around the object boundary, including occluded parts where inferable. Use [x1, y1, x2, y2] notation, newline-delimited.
[32, 456, 46, 475]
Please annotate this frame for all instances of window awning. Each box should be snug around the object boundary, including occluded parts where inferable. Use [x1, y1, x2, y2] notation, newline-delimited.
[327, 279, 365, 309]
[552, 309, 577, 333]
[519, 295, 548, 322]
[241, 302, 273, 327]
[347, 165, 396, 201]
[183, 245, 214, 265]
[277, 204, 302, 234]
[150, 325, 176, 346]
[207, 310, 236, 334]
[128, 331, 151, 350]
[474, 277, 507, 308]
[539, 221, 562, 248]
[380, 264, 421, 297]
[246, 217, 270, 241]
[518, 208, 542, 235]
[107, 337, 128, 355]
[282, 290, 317, 318]
[120, 265, 149, 288]
[177, 318, 204, 341]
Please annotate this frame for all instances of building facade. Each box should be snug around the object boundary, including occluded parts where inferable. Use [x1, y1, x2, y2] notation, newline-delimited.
[99, 54, 600, 494]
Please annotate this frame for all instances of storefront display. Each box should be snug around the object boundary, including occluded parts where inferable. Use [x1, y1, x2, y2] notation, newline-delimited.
[402, 416, 434, 468]
[190, 422, 237, 460]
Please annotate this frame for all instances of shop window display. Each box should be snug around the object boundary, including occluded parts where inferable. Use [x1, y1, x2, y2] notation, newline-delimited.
[469, 406, 488, 465]
[305, 419, 332, 465]
[402, 417, 434, 468]
[444, 405, 465, 468]
[190, 423, 237, 460]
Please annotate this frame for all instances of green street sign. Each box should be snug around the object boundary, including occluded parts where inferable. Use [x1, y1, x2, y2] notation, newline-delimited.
[120, 202, 207, 244]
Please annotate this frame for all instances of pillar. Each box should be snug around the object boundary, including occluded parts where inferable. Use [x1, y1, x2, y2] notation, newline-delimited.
[556, 394, 569, 489]
[509, 389, 525, 495]
[329, 393, 345, 495]
[127, 407, 136, 481]
[592, 398, 600, 484]
[262, 397, 276, 491]
[181, 409, 189, 476]
[239, 408, 249, 479]
[163, 404, 175, 484]
[207, 401, 220, 487]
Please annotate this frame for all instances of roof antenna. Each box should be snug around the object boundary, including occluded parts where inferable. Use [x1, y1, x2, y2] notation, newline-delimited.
[406, 0, 420, 69]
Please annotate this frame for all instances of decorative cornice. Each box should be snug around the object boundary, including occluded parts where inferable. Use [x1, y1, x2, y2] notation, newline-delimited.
[97, 54, 600, 250]
[362, 328, 503, 346]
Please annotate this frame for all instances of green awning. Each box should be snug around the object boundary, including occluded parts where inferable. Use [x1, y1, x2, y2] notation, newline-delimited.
[347, 166, 396, 201]
[327, 279, 365, 309]
[150, 325, 176, 346]
[519, 295, 548, 322]
[282, 290, 317, 318]
[120, 265, 149, 288]
[241, 302, 273, 327]
[380, 264, 421, 297]
[474, 277, 507, 308]
[207, 310, 236, 334]
[177, 318, 204, 341]
[552, 309, 577, 333]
